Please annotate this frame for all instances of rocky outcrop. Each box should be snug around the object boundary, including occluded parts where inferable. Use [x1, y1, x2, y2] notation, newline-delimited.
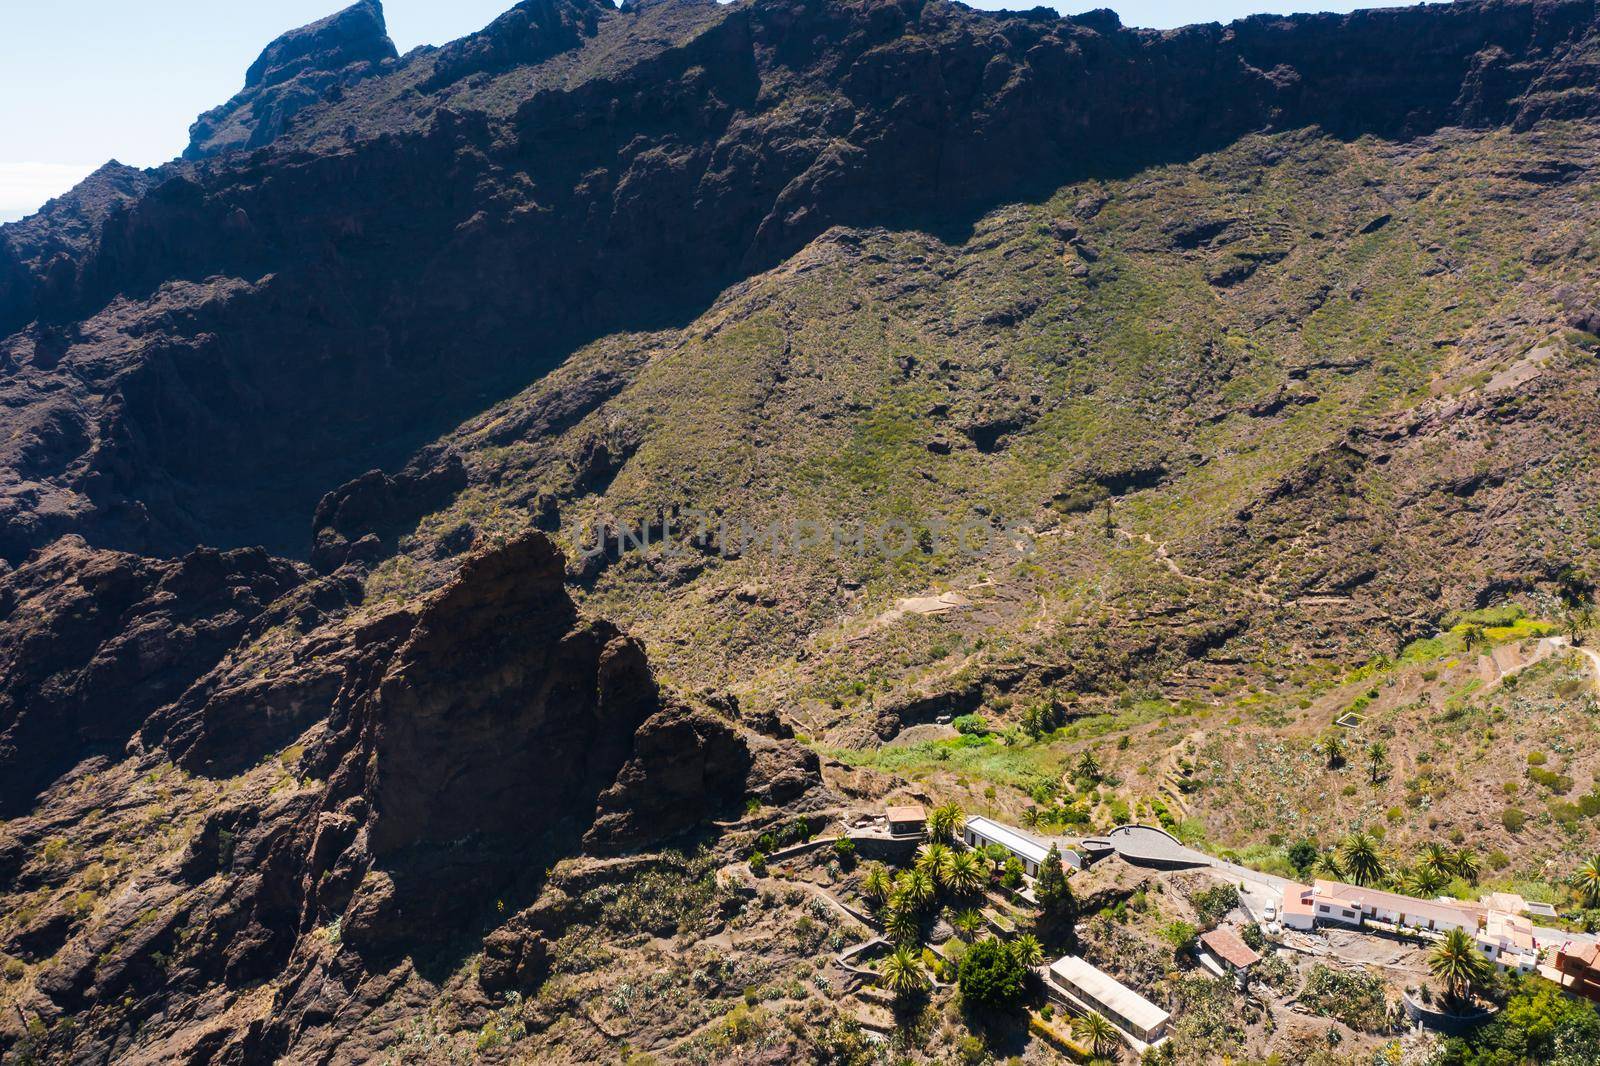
[0, 536, 305, 816]
[364, 531, 659, 856]
[0, 530, 816, 1060]
[584, 703, 820, 852]
[184, 0, 397, 159]
[310, 453, 468, 572]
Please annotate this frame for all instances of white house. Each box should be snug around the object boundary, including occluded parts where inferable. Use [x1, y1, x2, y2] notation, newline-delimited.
[1280, 885, 1317, 931]
[1476, 910, 1539, 973]
[1292, 881, 1540, 972]
[1311, 880, 1476, 934]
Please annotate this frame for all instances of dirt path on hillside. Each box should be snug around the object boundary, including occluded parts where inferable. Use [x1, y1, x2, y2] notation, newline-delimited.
[1114, 529, 1282, 606]
[1572, 644, 1600, 691]
[1483, 635, 1600, 692]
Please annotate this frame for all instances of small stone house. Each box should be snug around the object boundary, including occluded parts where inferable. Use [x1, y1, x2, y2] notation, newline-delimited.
[885, 804, 926, 838]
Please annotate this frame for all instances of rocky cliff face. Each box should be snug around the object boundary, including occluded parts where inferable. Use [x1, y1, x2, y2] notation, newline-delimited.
[363, 532, 658, 856]
[2, 0, 1599, 560]
[184, 0, 399, 159]
[5, 0, 1600, 1059]
[0, 537, 305, 818]
[0, 531, 816, 1061]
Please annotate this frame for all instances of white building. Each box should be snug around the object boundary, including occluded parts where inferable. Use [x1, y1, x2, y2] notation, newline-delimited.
[1046, 954, 1170, 1049]
[963, 815, 1053, 878]
[1280, 885, 1316, 931]
[1475, 910, 1539, 973]
[1310, 880, 1476, 934]
[1288, 881, 1540, 972]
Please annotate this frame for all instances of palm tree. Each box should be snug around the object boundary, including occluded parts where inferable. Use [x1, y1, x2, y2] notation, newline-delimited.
[1420, 842, 1454, 880]
[886, 901, 921, 945]
[1013, 933, 1044, 967]
[1021, 705, 1046, 739]
[1429, 927, 1491, 1008]
[1340, 832, 1385, 887]
[900, 868, 935, 909]
[1574, 855, 1600, 909]
[1318, 849, 1346, 880]
[861, 864, 892, 908]
[1366, 741, 1389, 785]
[1071, 1010, 1119, 1059]
[1076, 749, 1102, 783]
[1452, 848, 1480, 886]
[1322, 732, 1346, 770]
[881, 945, 929, 1000]
[1400, 865, 1447, 898]
[928, 802, 964, 843]
[1020, 806, 1042, 829]
[951, 908, 985, 941]
[946, 851, 986, 897]
[917, 842, 953, 888]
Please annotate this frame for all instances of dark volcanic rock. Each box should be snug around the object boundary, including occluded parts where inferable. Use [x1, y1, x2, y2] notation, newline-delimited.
[584, 703, 820, 852]
[0, 531, 815, 1060]
[365, 531, 659, 856]
[310, 454, 468, 572]
[0, 536, 305, 817]
[184, 0, 398, 159]
[4, 0, 1600, 1058]
[5, 0, 1600, 561]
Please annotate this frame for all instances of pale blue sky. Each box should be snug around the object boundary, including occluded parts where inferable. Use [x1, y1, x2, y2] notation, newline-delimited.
[0, 0, 1380, 221]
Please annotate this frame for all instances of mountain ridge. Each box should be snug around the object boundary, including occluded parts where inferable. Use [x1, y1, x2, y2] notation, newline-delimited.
[3, 0, 1598, 562]
[3, 1, 1600, 1061]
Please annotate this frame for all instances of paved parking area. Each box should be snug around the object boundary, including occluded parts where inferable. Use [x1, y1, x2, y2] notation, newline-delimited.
[1104, 825, 1211, 868]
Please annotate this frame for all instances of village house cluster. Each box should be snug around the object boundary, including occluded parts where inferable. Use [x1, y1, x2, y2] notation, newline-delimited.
[775, 802, 1600, 1058]
[1278, 880, 1543, 974]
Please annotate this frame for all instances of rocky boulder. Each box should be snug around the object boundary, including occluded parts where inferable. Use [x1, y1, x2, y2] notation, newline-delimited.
[584, 704, 820, 852]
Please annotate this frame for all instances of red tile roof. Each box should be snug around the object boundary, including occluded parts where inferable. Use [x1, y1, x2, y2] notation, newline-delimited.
[1200, 927, 1262, 970]
[1562, 942, 1600, 970]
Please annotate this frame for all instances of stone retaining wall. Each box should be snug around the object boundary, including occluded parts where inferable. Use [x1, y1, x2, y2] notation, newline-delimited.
[1401, 990, 1496, 1036]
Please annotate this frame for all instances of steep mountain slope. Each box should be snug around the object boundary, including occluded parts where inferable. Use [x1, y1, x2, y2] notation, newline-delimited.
[3, 0, 1600, 560]
[364, 118, 1600, 734]
[3, 0, 1600, 1061]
